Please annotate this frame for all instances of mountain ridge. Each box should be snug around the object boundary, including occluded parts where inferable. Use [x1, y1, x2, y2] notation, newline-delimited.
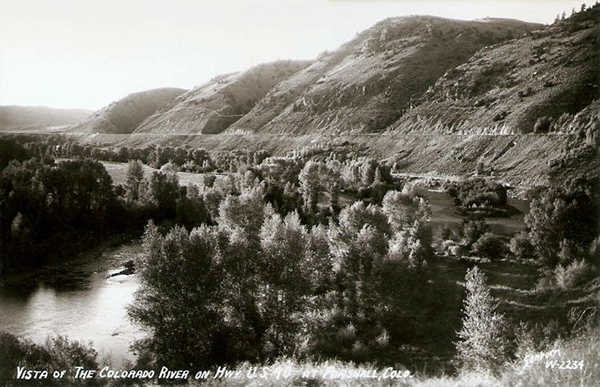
[226, 15, 542, 135]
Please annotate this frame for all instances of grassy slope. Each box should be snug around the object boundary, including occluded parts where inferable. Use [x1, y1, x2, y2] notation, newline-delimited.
[69, 88, 187, 134]
[133, 60, 312, 135]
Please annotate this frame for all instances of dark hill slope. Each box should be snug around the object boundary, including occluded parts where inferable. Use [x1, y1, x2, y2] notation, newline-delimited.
[228, 16, 540, 135]
[390, 7, 600, 135]
[69, 88, 186, 134]
[0, 106, 92, 131]
[133, 60, 312, 135]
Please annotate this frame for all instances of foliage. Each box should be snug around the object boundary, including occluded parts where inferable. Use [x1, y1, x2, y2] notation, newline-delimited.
[124, 160, 145, 203]
[128, 222, 224, 370]
[445, 178, 507, 216]
[554, 259, 597, 290]
[509, 231, 535, 259]
[0, 158, 117, 276]
[146, 171, 179, 220]
[525, 179, 599, 267]
[456, 266, 508, 373]
[460, 218, 490, 247]
[0, 331, 100, 387]
[0, 139, 30, 171]
[472, 232, 506, 260]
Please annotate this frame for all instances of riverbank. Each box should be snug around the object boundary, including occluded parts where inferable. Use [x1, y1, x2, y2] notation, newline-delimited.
[0, 232, 142, 292]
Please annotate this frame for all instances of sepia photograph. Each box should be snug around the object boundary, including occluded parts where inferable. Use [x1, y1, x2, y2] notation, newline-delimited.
[0, 0, 599, 385]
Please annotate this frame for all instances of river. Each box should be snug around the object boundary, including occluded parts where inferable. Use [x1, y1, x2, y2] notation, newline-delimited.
[0, 243, 144, 364]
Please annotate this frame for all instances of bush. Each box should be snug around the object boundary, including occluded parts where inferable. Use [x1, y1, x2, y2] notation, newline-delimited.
[445, 178, 507, 214]
[472, 232, 506, 260]
[555, 260, 597, 290]
[0, 332, 100, 387]
[461, 218, 490, 247]
[509, 232, 535, 259]
[533, 116, 553, 133]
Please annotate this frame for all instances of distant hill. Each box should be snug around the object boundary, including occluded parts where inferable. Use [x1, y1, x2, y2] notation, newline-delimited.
[133, 60, 312, 135]
[69, 88, 187, 134]
[0, 106, 92, 132]
[227, 16, 541, 135]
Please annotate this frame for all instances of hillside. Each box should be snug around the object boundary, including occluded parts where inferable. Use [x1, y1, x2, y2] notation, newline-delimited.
[133, 60, 312, 135]
[69, 88, 186, 134]
[390, 9, 600, 136]
[0, 106, 92, 132]
[52, 7, 600, 187]
[227, 16, 541, 135]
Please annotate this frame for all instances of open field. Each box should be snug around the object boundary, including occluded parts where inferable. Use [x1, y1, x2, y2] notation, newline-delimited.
[100, 160, 209, 187]
[415, 187, 529, 237]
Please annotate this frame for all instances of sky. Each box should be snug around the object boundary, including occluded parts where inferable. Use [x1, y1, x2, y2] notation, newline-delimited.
[0, 0, 595, 111]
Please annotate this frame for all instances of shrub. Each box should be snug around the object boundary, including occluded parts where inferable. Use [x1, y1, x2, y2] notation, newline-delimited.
[0, 332, 100, 387]
[554, 260, 597, 290]
[509, 232, 535, 259]
[461, 218, 490, 247]
[472, 232, 506, 260]
[533, 116, 553, 133]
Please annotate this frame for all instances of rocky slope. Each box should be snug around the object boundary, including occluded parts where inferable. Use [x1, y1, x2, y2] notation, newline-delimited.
[0, 106, 92, 131]
[133, 60, 312, 135]
[69, 88, 186, 134]
[390, 9, 600, 136]
[227, 16, 541, 135]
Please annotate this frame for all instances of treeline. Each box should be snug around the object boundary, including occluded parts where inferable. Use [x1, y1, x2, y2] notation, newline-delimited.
[521, 178, 600, 289]
[0, 158, 119, 276]
[0, 137, 397, 277]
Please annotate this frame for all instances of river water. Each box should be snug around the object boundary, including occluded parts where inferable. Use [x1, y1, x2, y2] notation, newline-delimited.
[0, 246, 143, 364]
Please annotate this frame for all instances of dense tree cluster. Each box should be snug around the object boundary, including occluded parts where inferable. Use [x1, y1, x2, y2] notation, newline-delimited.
[523, 178, 599, 268]
[0, 158, 118, 275]
[128, 187, 459, 371]
[444, 178, 508, 216]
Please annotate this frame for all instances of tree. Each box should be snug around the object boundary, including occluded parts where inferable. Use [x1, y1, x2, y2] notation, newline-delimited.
[258, 211, 311, 356]
[128, 222, 224, 370]
[525, 183, 599, 267]
[125, 159, 145, 202]
[298, 161, 321, 214]
[456, 266, 507, 373]
[147, 171, 179, 219]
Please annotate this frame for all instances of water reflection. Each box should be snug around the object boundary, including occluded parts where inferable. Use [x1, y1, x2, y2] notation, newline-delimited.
[0, 265, 143, 363]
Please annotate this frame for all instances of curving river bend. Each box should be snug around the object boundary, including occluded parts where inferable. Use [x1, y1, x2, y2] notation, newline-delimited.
[0, 244, 143, 363]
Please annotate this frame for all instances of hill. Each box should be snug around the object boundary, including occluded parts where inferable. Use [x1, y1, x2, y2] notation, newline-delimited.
[390, 10, 600, 136]
[0, 106, 92, 132]
[45, 7, 600, 187]
[227, 16, 541, 135]
[69, 88, 186, 134]
[133, 60, 312, 135]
